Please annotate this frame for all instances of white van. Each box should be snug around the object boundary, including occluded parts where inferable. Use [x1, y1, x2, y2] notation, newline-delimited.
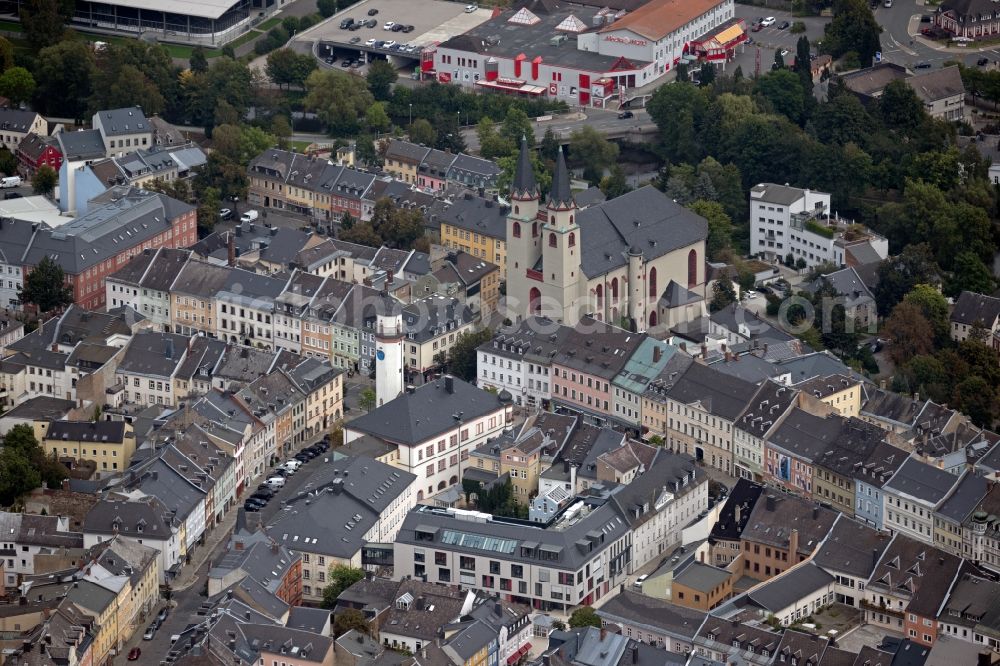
[633, 574, 649, 589]
[0, 176, 21, 188]
[283, 460, 303, 472]
[266, 476, 286, 489]
[240, 210, 259, 223]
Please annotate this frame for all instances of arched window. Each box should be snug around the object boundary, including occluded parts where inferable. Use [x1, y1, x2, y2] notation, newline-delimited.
[514, 205, 519, 215]
[649, 310, 658, 328]
[688, 249, 698, 288]
[611, 278, 618, 302]
[532, 222, 538, 237]
[513, 222, 521, 238]
[649, 266, 657, 298]
[529, 287, 541, 315]
[549, 233, 557, 248]
[596, 284, 603, 308]
[569, 215, 574, 225]
[417, 490, 424, 501]
[568, 232, 575, 247]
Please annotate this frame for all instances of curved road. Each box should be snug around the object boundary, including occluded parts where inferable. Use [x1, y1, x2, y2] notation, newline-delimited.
[875, 0, 1000, 68]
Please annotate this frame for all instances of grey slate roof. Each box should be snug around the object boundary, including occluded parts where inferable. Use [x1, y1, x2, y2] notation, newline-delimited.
[674, 561, 731, 592]
[431, 192, 508, 240]
[286, 606, 330, 634]
[347, 376, 506, 446]
[443, 620, 495, 662]
[398, 500, 630, 572]
[806, 267, 874, 309]
[659, 280, 703, 308]
[402, 296, 475, 344]
[951, 290, 1000, 327]
[66, 580, 117, 615]
[747, 562, 834, 612]
[812, 515, 891, 578]
[574, 186, 607, 209]
[58, 129, 106, 161]
[884, 457, 960, 504]
[650, 361, 757, 421]
[0, 108, 41, 133]
[936, 472, 989, 523]
[94, 107, 149, 136]
[577, 186, 708, 279]
[596, 590, 706, 642]
[742, 493, 838, 556]
[83, 497, 175, 538]
[449, 152, 502, 179]
[44, 420, 127, 444]
[118, 331, 189, 377]
[909, 65, 965, 104]
[750, 183, 807, 206]
[385, 139, 431, 164]
[266, 455, 416, 558]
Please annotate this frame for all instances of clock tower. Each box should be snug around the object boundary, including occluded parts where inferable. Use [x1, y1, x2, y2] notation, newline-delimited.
[374, 301, 404, 407]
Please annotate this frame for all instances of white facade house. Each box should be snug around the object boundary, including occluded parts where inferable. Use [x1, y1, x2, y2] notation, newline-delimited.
[476, 318, 570, 407]
[882, 459, 962, 545]
[749, 184, 834, 265]
[345, 377, 512, 501]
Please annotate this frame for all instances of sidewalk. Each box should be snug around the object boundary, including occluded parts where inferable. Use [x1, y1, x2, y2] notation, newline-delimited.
[172, 505, 242, 592]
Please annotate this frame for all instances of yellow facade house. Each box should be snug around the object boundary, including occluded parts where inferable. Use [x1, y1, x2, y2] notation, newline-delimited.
[41, 420, 136, 475]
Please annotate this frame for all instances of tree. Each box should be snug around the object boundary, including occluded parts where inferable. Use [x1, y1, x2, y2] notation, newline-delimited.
[0, 449, 41, 506]
[189, 46, 209, 74]
[883, 301, 935, 366]
[824, 0, 882, 67]
[568, 125, 619, 183]
[31, 165, 57, 196]
[500, 107, 535, 149]
[446, 329, 492, 381]
[367, 59, 398, 101]
[409, 118, 436, 145]
[947, 252, 996, 297]
[568, 607, 602, 629]
[599, 165, 631, 199]
[903, 284, 949, 346]
[19, 256, 72, 313]
[688, 200, 733, 260]
[879, 79, 925, 133]
[271, 114, 292, 149]
[266, 49, 316, 89]
[954, 375, 999, 428]
[874, 244, 939, 316]
[318, 0, 337, 17]
[755, 70, 806, 124]
[333, 609, 370, 638]
[197, 186, 221, 235]
[675, 62, 690, 83]
[340, 222, 383, 247]
[34, 40, 96, 119]
[365, 102, 391, 133]
[699, 62, 716, 86]
[540, 127, 560, 162]
[0, 67, 35, 107]
[21, 0, 71, 51]
[0, 37, 13, 71]
[2, 425, 67, 491]
[477, 116, 515, 160]
[358, 387, 376, 412]
[772, 49, 785, 71]
[321, 565, 365, 609]
[794, 35, 813, 88]
[0, 148, 16, 176]
[710, 279, 737, 312]
[304, 69, 374, 137]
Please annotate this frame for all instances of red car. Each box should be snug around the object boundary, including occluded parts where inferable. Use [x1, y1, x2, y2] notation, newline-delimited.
[128, 648, 141, 661]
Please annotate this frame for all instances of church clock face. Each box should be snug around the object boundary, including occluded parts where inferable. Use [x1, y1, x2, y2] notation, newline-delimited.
[376, 349, 385, 361]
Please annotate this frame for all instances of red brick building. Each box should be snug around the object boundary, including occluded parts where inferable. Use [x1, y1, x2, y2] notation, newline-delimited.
[18, 186, 196, 310]
[16, 132, 62, 178]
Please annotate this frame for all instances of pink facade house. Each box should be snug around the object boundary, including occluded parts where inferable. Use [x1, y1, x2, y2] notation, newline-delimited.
[417, 148, 456, 192]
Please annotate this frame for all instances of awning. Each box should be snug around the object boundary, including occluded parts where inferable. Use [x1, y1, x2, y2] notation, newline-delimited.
[518, 643, 532, 656]
[475, 80, 546, 96]
[715, 24, 744, 44]
[507, 653, 521, 664]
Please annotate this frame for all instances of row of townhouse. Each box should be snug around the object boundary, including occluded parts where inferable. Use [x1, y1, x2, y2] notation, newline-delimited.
[393, 448, 706, 613]
[383, 139, 501, 193]
[106, 249, 481, 375]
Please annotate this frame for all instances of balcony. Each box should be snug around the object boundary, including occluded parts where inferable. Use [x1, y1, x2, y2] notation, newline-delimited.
[860, 599, 904, 618]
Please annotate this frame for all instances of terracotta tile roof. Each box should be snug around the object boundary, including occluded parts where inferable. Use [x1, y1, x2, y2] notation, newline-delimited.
[600, 0, 724, 41]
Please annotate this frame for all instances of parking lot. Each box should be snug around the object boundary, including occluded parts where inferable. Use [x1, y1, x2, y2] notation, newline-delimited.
[723, 7, 830, 76]
[306, 0, 491, 66]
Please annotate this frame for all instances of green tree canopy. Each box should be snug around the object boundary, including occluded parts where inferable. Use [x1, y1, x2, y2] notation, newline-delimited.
[367, 60, 398, 101]
[34, 41, 96, 119]
[409, 118, 437, 145]
[568, 607, 603, 629]
[824, 0, 882, 67]
[0, 67, 35, 107]
[305, 69, 375, 137]
[333, 609, 370, 637]
[31, 165, 57, 196]
[189, 46, 209, 73]
[445, 329, 493, 381]
[568, 125, 619, 184]
[19, 256, 73, 313]
[21, 0, 71, 51]
[266, 48, 316, 89]
[321, 565, 365, 609]
[688, 199, 733, 260]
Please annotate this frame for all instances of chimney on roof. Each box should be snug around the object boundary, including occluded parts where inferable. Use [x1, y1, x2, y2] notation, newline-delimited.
[789, 528, 799, 559]
[700, 343, 707, 358]
[766, 494, 776, 511]
[165, 338, 173, 360]
[445, 375, 454, 394]
[653, 346, 661, 363]
[228, 233, 236, 267]
[734, 504, 741, 524]
[600, 627, 607, 642]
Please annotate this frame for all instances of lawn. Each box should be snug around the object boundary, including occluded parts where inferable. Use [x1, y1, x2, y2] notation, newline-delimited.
[258, 17, 283, 30]
[0, 20, 22, 33]
[289, 140, 314, 152]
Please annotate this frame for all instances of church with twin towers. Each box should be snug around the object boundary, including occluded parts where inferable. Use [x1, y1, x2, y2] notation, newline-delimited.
[504, 139, 711, 331]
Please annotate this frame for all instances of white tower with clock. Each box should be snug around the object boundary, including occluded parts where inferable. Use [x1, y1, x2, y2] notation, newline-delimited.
[375, 307, 405, 407]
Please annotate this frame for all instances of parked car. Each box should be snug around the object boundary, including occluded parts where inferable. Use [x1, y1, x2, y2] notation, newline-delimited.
[339, 18, 354, 29]
[752, 22, 762, 32]
[384, 40, 397, 48]
[143, 626, 157, 641]
[350, 36, 361, 44]
[383, 21, 395, 30]
[365, 38, 376, 46]
[402, 24, 414, 32]
[243, 500, 262, 512]
[254, 486, 275, 499]
[760, 16, 776, 26]
[617, 110, 634, 119]
[128, 648, 141, 661]
[367, 7, 378, 15]
[219, 208, 232, 220]
[778, 20, 790, 29]
[633, 574, 649, 589]
[265, 476, 286, 489]
[3, 192, 21, 199]
[780, 48, 789, 57]
[365, 18, 377, 27]
[240, 210, 258, 223]
[465, 4, 478, 12]
[921, 14, 931, 21]
[979, 57, 990, 66]
[157, 608, 169, 623]
[340, 59, 352, 67]
[914, 61, 932, 69]
[284, 459, 304, 471]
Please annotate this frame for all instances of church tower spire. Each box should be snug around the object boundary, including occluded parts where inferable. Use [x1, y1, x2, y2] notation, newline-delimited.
[511, 136, 539, 202]
[547, 146, 574, 211]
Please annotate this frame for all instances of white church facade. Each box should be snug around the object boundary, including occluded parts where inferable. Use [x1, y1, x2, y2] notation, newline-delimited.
[504, 141, 710, 331]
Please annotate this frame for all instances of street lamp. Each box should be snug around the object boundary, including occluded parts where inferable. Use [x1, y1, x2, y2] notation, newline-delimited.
[457, 110, 461, 127]
[409, 103, 413, 126]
